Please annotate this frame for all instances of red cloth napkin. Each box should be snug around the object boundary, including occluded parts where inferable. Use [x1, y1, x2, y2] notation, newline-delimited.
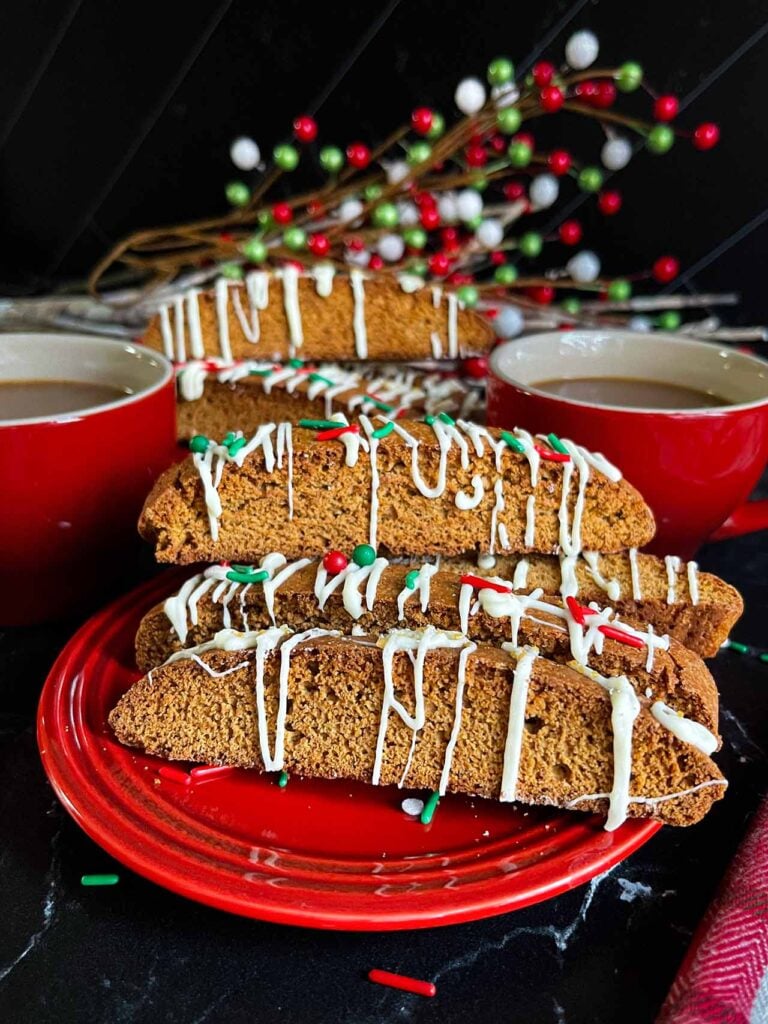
[657, 796, 768, 1023]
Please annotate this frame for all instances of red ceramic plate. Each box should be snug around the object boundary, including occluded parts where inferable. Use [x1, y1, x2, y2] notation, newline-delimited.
[37, 571, 660, 931]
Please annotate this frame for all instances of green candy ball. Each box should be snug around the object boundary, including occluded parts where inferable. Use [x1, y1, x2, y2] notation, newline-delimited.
[519, 232, 543, 258]
[494, 265, 518, 285]
[407, 142, 432, 166]
[409, 259, 428, 276]
[607, 278, 632, 301]
[219, 262, 243, 280]
[426, 112, 445, 140]
[225, 181, 251, 207]
[457, 285, 479, 307]
[372, 202, 399, 228]
[578, 166, 604, 192]
[283, 227, 306, 250]
[561, 296, 581, 315]
[242, 236, 268, 263]
[273, 144, 299, 171]
[403, 227, 427, 249]
[352, 543, 376, 567]
[647, 124, 675, 154]
[364, 183, 383, 202]
[507, 140, 532, 167]
[319, 146, 344, 173]
[657, 310, 682, 331]
[497, 107, 522, 135]
[487, 57, 515, 86]
[616, 61, 643, 92]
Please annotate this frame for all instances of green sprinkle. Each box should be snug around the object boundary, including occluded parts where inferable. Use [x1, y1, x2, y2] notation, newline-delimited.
[759, 653, 768, 664]
[405, 569, 420, 590]
[226, 569, 269, 585]
[365, 397, 395, 412]
[500, 430, 525, 453]
[547, 433, 569, 455]
[289, 358, 304, 369]
[420, 792, 440, 825]
[372, 422, 395, 439]
[277, 771, 290, 788]
[438, 412, 455, 425]
[81, 874, 119, 887]
[298, 419, 341, 430]
[227, 437, 246, 457]
[249, 368, 273, 377]
[189, 434, 210, 454]
[309, 372, 334, 386]
[727, 640, 749, 654]
[424, 414, 436, 426]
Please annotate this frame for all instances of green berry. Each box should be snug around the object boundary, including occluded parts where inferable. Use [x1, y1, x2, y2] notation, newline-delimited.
[561, 296, 581, 315]
[657, 310, 682, 331]
[242, 236, 268, 263]
[519, 232, 543, 258]
[372, 202, 399, 228]
[466, 214, 483, 230]
[472, 177, 488, 191]
[219, 262, 243, 280]
[426, 112, 445, 140]
[319, 146, 344, 173]
[407, 141, 432, 166]
[256, 210, 274, 229]
[497, 107, 522, 134]
[283, 227, 306, 250]
[189, 435, 209, 454]
[457, 285, 479, 307]
[273, 144, 299, 171]
[494, 265, 518, 285]
[352, 543, 376, 567]
[616, 61, 643, 92]
[403, 227, 427, 249]
[225, 181, 250, 207]
[647, 124, 675, 154]
[409, 259, 428, 276]
[578, 166, 603, 192]
[487, 57, 515, 86]
[607, 278, 632, 302]
[507, 140, 532, 167]
[363, 183, 383, 202]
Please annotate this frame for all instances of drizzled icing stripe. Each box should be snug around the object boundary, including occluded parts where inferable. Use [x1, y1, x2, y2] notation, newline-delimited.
[498, 645, 539, 802]
[651, 700, 717, 755]
[628, 548, 642, 601]
[349, 269, 368, 358]
[582, 552, 621, 603]
[687, 561, 700, 606]
[665, 555, 682, 604]
[565, 779, 727, 811]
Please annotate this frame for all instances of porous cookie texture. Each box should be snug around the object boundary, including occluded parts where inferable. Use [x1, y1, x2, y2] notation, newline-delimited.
[109, 635, 726, 828]
[143, 271, 495, 363]
[138, 420, 656, 563]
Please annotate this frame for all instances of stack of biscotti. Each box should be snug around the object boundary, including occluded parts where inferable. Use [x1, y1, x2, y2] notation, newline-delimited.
[141, 268, 492, 441]
[110, 415, 738, 830]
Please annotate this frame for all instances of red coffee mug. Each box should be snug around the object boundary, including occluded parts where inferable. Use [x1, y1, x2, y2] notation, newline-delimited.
[487, 331, 768, 557]
[0, 333, 177, 625]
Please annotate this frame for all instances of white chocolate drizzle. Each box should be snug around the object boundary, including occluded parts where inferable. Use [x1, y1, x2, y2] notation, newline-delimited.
[665, 555, 682, 604]
[651, 701, 717, 755]
[349, 269, 368, 358]
[687, 561, 700, 605]
[582, 551, 621, 603]
[628, 548, 642, 601]
[498, 645, 539, 802]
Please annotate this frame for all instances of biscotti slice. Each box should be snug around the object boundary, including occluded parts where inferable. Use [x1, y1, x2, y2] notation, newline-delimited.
[136, 560, 719, 734]
[143, 268, 494, 363]
[138, 418, 655, 563]
[175, 361, 483, 442]
[110, 628, 726, 829]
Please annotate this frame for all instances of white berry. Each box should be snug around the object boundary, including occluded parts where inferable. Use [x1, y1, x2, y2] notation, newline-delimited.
[230, 136, 260, 171]
[629, 315, 652, 331]
[601, 137, 633, 171]
[495, 305, 525, 338]
[377, 234, 405, 262]
[529, 174, 559, 209]
[565, 30, 599, 70]
[438, 192, 459, 224]
[567, 250, 601, 283]
[455, 77, 486, 115]
[475, 218, 504, 249]
[385, 160, 409, 185]
[397, 201, 420, 226]
[456, 189, 483, 221]
[337, 198, 363, 223]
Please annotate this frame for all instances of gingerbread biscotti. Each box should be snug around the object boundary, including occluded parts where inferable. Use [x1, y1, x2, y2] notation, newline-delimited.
[143, 268, 495, 363]
[110, 628, 726, 829]
[138, 418, 656, 563]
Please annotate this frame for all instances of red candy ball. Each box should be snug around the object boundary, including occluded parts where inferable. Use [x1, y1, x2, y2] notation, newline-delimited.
[428, 252, 451, 275]
[420, 207, 441, 230]
[463, 356, 488, 379]
[547, 149, 572, 176]
[598, 190, 622, 215]
[346, 141, 371, 168]
[693, 122, 720, 150]
[503, 181, 526, 201]
[527, 285, 555, 305]
[540, 85, 564, 113]
[558, 220, 582, 246]
[293, 114, 318, 143]
[652, 255, 680, 283]
[411, 107, 433, 135]
[272, 202, 293, 224]
[308, 233, 330, 256]
[368, 254, 384, 270]
[593, 80, 617, 109]
[465, 143, 488, 167]
[654, 94, 679, 122]
[323, 550, 348, 574]
[532, 61, 555, 87]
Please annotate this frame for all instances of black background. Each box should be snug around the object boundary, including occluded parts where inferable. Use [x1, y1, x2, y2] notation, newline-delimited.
[1, 0, 767, 325]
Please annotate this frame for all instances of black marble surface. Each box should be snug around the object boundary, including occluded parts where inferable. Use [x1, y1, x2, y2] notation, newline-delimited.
[1, 531, 766, 1024]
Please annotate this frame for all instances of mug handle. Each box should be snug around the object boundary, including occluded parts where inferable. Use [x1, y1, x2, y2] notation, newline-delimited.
[709, 499, 768, 542]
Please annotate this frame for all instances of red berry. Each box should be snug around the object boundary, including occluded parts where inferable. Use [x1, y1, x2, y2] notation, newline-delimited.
[652, 255, 680, 284]
[540, 85, 564, 113]
[308, 233, 330, 257]
[346, 237, 364, 252]
[532, 61, 555, 87]
[513, 132, 535, 150]
[574, 80, 598, 103]
[558, 220, 582, 246]
[462, 356, 488, 379]
[368, 254, 384, 270]
[693, 122, 720, 150]
[414, 191, 437, 209]
[527, 285, 555, 305]
[598, 190, 622, 215]
[465, 143, 487, 167]
[420, 207, 441, 230]
[654, 95, 679, 122]
[272, 202, 293, 225]
[593, 80, 617, 109]
[503, 181, 526, 201]
[448, 272, 474, 285]
[218, 231, 234, 243]
[346, 141, 371, 169]
[293, 114, 318, 143]
[441, 227, 459, 245]
[323, 550, 348, 574]
[307, 199, 326, 218]
[489, 134, 507, 154]
[548, 149, 572, 176]
[428, 252, 451, 276]
[490, 251, 506, 266]
[411, 107, 433, 135]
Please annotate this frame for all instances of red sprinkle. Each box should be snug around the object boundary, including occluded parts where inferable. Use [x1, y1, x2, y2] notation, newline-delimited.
[189, 765, 236, 782]
[460, 574, 512, 594]
[158, 765, 191, 785]
[368, 969, 436, 998]
[565, 595, 586, 625]
[598, 624, 645, 649]
[316, 424, 360, 441]
[534, 444, 571, 463]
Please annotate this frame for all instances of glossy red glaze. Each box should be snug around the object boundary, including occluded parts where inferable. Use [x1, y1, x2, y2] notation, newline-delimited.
[37, 571, 659, 931]
[487, 333, 768, 557]
[0, 336, 177, 624]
